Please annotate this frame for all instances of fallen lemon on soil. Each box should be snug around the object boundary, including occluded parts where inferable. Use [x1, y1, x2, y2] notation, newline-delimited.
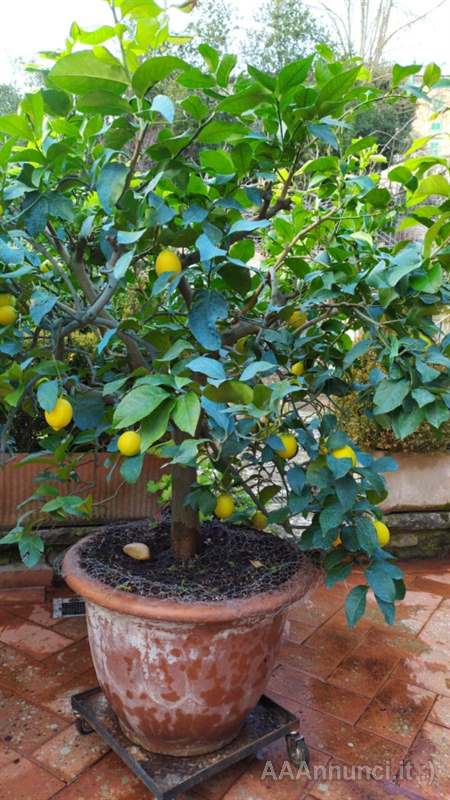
[374, 520, 390, 547]
[275, 433, 298, 460]
[118, 431, 141, 457]
[45, 398, 73, 431]
[155, 250, 182, 277]
[215, 494, 235, 519]
[290, 361, 305, 377]
[251, 511, 268, 530]
[0, 305, 17, 326]
[123, 542, 151, 561]
[0, 294, 16, 307]
[331, 445, 357, 467]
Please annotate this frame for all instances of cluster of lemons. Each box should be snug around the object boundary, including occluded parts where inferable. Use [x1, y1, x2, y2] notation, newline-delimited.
[0, 294, 17, 326]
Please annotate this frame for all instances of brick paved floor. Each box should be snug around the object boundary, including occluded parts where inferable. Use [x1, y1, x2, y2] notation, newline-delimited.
[0, 560, 449, 799]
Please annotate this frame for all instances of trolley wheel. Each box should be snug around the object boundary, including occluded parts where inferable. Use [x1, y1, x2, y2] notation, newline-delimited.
[75, 716, 94, 736]
[285, 732, 310, 768]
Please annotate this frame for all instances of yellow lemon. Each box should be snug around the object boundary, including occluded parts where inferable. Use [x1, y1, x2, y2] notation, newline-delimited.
[0, 294, 16, 307]
[0, 305, 17, 326]
[251, 511, 268, 530]
[291, 361, 305, 377]
[288, 310, 307, 330]
[275, 433, 298, 460]
[45, 398, 73, 432]
[40, 261, 52, 274]
[331, 445, 357, 467]
[374, 520, 390, 547]
[214, 494, 235, 519]
[155, 250, 182, 277]
[118, 431, 141, 457]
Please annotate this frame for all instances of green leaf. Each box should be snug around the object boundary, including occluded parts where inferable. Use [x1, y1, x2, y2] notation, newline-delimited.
[240, 361, 275, 381]
[217, 87, 269, 114]
[345, 585, 368, 628]
[96, 163, 128, 213]
[335, 475, 357, 512]
[37, 380, 58, 412]
[173, 392, 201, 436]
[375, 597, 396, 625]
[392, 63, 421, 87]
[188, 290, 228, 351]
[77, 92, 131, 115]
[70, 22, 121, 45]
[277, 55, 313, 94]
[49, 50, 129, 95]
[307, 122, 338, 150]
[186, 357, 226, 381]
[228, 219, 271, 235]
[325, 561, 352, 588]
[388, 165, 417, 191]
[363, 187, 390, 209]
[151, 94, 175, 123]
[355, 517, 377, 556]
[387, 243, 421, 286]
[423, 63, 441, 88]
[425, 401, 450, 429]
[410, 264, 443, 293]
[365, 563, 396, 602]
[72, 394, 105, 431]
[199, 149, 235, 175]
[392, 405, 425, 439]
[205, 380, 254, 405]
[132, 56, 187, 97]
[373, 379, 410, 414]
[140, 400, 174, 449]
[120, 454, 144, 484]
[198, 43, 219, 71]
[30, 290, 57, 325]
[414, 174, 450, 201]
[0, 114, 33, 140]
[113, 385, 169, 428]
[217, 54, 237, 87]
[343, 339, 371, 369]
[319, 503, 343, 534]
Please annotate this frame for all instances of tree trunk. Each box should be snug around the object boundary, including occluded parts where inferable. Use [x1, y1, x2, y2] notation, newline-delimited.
[170, 427, 200, 561]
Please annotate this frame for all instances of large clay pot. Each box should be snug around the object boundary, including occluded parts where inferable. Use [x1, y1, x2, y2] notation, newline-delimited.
[63, 533, 316, 756]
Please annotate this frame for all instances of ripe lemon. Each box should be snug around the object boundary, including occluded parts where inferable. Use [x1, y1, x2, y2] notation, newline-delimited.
[0, 305, 17, 326]
[118, 431, 141, 457]
[251, 510, 268, 530]
[45, 398, 73, 431]
[0, 294, 16, 307]
[291, 361, 305, 377]
[331, 445, 357, 467]
[155, 250, 182, 277]
[374, 519, 390, 547]
[275, 433, 298, 460]
[40, 261, 52, 274]
[288, 310, 307, 330]
[214, 494, 235, 519]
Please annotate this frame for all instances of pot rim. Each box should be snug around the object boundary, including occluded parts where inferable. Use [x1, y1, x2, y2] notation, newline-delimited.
[62, 530, 319, 624]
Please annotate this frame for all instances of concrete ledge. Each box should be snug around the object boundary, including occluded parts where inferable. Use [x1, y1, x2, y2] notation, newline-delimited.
[386, 512, 450, 559]
[0, 561, 53, 589]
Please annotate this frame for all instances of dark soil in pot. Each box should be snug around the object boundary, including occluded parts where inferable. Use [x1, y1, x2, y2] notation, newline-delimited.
[78, 520, 317, 602]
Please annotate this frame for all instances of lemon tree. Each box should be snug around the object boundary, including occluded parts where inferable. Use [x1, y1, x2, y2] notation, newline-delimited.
[0, 0, 449, 625]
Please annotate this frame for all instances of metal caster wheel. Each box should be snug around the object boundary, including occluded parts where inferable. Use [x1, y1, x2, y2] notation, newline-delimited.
[75, 716, 94, 736]
[286, 732, 310, 767]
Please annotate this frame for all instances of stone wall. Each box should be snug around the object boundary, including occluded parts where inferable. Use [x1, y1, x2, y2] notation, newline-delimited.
[386, 512, 450, 559]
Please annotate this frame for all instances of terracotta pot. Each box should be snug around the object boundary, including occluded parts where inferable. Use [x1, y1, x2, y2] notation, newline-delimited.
[375, 450, 450, 513]
[0, 452, 165, 530]
[63, 533, 316, 756]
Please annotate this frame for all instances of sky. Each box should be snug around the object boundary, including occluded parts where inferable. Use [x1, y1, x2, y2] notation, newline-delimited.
[0, 0, 449, 86]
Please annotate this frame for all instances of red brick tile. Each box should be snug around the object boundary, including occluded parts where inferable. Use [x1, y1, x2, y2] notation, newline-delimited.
[398, 559, 450, 575]
[278, 639, 349, 680]
[308, 767, 413, 798]
[361, 625, 430, 657]
[0, 617, 72, 660]
[40, 669, 98, 720]
[0, 755, 64, 800]
[418, 599, 450, 654]
[0, 562, 52, 590]
[398, 721, 450, 800]
[33, 722, 110, 781]
[0, 741, 20, 769]
[299, 618, 366, 666]
[52, 615, 88, 641]
[392, 647, 450, 697]
[0, 647, 91, 704]
[45, 638, 93, 676]
[191, 758, 252, 800]
[268, 665, 368, 724]
[0, 688, 67, 754]
[0, 643, 39, 691]
[287, 587, 344, 628]
[327, 642, 401, 697]
[364, 590, 442, 636]
[221, 738, 329, 799]
[45, 585, 75, 601]
[356, 678, 435, 746]
[264, 692, 300, 716]
[0, 587, 45, 603]
[7, 603, 59, 627]
[428, 695, 450, 728]
[283, 620, 315, 645]
[295, 707, 407, 773]
[413, 577, 450, 599]
[51, 751, 157, 799]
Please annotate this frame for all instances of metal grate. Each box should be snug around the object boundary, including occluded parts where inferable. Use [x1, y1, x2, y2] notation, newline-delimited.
[53, 596, 86, 619]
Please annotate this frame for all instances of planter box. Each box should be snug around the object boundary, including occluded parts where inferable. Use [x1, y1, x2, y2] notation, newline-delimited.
[377, 451, 450, 513]
[0, 452, 165, 530]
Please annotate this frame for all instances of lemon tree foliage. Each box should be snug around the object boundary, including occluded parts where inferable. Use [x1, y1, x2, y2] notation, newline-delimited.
[0, 0, 449, 625]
